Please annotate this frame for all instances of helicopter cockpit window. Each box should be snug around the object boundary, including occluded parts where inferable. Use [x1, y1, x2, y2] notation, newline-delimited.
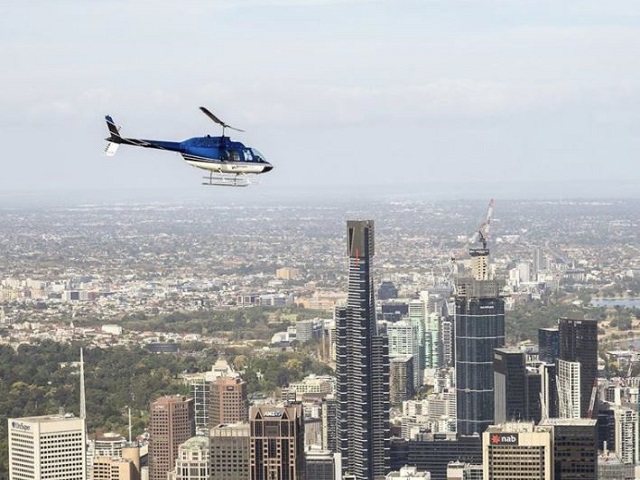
[243, 149, 254, 162]
[250, 148, 266, 163]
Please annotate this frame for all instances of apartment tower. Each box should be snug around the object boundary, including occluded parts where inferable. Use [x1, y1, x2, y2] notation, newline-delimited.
[558, 318, 598, 418]
[336, 220, 390, 480]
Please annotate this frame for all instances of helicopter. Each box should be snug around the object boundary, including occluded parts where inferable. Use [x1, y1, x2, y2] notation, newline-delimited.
[104, 107, 273, 187]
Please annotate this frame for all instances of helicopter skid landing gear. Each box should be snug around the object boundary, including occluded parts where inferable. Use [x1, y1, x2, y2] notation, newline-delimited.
[202, 172, 249, 187]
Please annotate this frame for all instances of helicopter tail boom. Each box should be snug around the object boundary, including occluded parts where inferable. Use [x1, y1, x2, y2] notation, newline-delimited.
[104, 115, 122, 156]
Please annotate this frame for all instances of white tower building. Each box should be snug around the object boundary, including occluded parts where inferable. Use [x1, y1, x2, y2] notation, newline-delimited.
[8, 414, 87, 480]
[388, 319, 422, 388]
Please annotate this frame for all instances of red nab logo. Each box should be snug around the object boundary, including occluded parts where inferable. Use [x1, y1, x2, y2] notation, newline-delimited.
[490, 433, 518, 445]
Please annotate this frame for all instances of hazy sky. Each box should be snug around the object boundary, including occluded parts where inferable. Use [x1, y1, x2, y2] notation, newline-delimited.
[1, 1, 639, 201]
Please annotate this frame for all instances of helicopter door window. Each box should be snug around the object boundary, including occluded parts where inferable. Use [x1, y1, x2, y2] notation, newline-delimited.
[229, 151, 241, 162]
[243, 149, 254, 162]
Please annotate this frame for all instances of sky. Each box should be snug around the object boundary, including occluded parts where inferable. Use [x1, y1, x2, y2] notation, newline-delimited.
[1, 0, 639, 202]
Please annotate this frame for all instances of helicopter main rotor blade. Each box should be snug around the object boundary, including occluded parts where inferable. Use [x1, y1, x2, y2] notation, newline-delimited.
[199, 106, 245, 132]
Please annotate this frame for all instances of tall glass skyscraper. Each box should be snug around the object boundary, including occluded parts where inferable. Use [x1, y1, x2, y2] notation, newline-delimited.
[336, 220, 390, 480]
[455, 246, 505, 436]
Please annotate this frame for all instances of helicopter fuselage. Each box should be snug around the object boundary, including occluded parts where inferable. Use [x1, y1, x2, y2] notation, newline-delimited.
[114, 135, 273, 175]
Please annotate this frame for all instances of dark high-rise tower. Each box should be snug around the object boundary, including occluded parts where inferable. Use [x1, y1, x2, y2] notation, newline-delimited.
[336, 220, 390, 480]
[493, 348, 526, 423]
[558, 318, 598, 418]
[455, 225, 505, 436]
[538, 327, 560, 364]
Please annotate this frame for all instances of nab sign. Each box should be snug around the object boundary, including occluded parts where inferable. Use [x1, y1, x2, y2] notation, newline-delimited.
[490, 433, 519, 445]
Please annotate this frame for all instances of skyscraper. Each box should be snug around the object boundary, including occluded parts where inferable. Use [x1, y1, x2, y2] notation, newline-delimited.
[249, 404, 305, 480]
[389, 355, 415, 407]
[336, 220, 390, 480]
[538, 327, 559, 364]
[209, 376, 249, 427]
[455, 273, 505, 435]
[539, 418, 598, 480]
[558, 318, 598, 418]
[8, 414, 87, 480]
[148, 395, 195, 480]
[387, 319, 421, 388]
[493, 347, 526, 423]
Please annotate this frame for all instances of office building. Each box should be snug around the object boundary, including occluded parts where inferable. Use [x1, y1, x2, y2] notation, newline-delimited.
[538, 327, 559, 364]
[305, 449, 339, 480]
[558, 318, 598, 418]
[210, 423, 250, 480]
[336, 220, 390, 480]
[390, 355, 415, 407]
[525, 368, 542, 424]
[386, 465, 431, 478]
[455, 276, 505, 435]
[166, 436, 209, 480]
[148, 395, 195, 480]
[209, 376, 248, 427]
[482, 422, 553, 480]
[249, 403, 305, 480]
[446, 461, 483, 480]
[390, 436, 482, 480]
[93, 455, 137, 480]
[493, 348, 526, 423]
[540, 418, 597, 480]
[8, 414, 87, 480]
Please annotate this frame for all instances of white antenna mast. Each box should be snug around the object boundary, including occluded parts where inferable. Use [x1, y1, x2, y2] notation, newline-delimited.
[80, 348, 86, 420]
[128, 407, 132, 444]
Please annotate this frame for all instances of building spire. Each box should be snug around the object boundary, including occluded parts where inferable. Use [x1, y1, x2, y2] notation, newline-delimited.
[80, 348, 86, 420]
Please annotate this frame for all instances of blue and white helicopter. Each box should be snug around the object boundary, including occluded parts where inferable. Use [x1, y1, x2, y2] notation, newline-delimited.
[104, 107, 273, 187]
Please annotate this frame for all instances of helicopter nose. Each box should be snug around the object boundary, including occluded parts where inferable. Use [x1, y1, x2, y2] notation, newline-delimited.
[263, 164, 274, 173]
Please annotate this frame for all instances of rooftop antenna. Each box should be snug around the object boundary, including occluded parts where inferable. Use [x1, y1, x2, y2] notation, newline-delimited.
[128, 407, 132, 444]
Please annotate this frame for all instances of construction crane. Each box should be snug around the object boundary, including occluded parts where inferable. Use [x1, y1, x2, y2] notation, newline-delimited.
[468, 199, 495, 281]
[469, 198, 494, 254]
[450, 199, 495, 269]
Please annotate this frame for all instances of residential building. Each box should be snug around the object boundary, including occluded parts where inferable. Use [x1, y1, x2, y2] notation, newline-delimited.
[336, 220, 390, 480]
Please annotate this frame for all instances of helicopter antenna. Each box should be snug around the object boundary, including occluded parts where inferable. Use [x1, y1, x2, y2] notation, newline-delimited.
[199, 106, 244, 136]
